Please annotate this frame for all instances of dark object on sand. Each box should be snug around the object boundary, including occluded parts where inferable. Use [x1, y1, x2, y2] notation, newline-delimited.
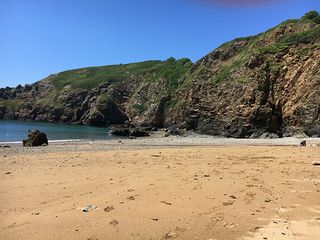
[81, 204, 97, 212]
[110, 127, 150, 137]
[0, 145, 10, 148]
[312, 161, 320, 166]
[110, 127, 130, 136]
[300, 140, 306, 147]
[22, 129, 48, 147]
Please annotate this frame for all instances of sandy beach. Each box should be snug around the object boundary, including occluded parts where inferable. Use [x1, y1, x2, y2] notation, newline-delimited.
[1, 137, 320, 240]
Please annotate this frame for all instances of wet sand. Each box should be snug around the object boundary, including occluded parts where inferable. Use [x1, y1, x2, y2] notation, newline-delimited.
[0, 138, 319, 240]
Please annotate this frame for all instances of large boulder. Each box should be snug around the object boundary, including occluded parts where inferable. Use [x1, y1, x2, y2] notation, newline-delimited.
[23, 129, 48, 147]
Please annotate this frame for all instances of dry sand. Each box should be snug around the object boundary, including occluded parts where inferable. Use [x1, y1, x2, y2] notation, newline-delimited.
[0, 137, 320, 240]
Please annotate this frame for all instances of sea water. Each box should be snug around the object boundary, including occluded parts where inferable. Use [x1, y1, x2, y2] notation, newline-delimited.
[0, 120, 111, 143]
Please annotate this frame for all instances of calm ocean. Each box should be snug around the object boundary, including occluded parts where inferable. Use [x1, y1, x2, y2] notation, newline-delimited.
[0, 120, 112, 143]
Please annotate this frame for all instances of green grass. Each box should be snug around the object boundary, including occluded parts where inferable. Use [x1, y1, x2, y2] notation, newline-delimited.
[212, 57, 246, 84]
[258, 26, 320, 55]
[0, 99, 23, 108]
[132, 103, 146, 115]
[49, 59, 192, 92]
[50, 61, 161, 90]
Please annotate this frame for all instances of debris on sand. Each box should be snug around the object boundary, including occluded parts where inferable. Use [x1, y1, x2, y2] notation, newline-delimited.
[81, 204, 97, 212]
[312, 161, 320, 166]
[161, 201, 172, 205]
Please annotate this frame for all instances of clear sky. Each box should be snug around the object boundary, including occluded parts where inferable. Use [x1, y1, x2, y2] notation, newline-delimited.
[0, 0, 319, 87]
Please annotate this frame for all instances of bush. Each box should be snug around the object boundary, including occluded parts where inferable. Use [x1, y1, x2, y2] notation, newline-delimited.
[302, 11, 319, 20]
[282, 28, 320, 45]
[314, 16, 320, 24]
[166, 57, 176, 62]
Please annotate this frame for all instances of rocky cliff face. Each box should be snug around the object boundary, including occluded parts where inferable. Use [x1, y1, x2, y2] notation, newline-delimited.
[1, 11, 319, 138]
[165, 12, 320, 138]
[0, 59, 192, 129]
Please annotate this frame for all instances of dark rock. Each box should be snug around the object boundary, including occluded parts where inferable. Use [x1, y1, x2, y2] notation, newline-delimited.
[129, 127, 150, 137]
[185, 114, 199, 130]
[246, 55, 262, 69]
[110, 127, 130, 136]
[0, 106, 6, 119]
[300, 140, 306, 147]
[110, 126, 150, 137]
[167, 126, 187, 136]
[23, 130, 48, 147]
[259, 132, 280, 139]
[84, 96, 128, 127]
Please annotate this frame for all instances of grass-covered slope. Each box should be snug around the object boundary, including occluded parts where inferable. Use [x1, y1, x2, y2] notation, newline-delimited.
[48, 58, 192, 91]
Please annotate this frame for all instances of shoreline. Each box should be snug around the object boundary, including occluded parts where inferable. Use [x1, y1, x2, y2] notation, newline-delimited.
[1, 136, 320, 149]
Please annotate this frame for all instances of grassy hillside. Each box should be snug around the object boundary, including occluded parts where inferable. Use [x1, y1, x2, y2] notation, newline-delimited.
[47, 58, 192, 91]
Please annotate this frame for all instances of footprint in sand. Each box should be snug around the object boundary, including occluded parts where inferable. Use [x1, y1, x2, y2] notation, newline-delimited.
[164, 227, 186, 239]
[206, 213, 225, 229]
[86, 237, 99, 240]
[222, 200, 235, 206]
[104, 206, 114, 212]
[109, 219, 119, 226]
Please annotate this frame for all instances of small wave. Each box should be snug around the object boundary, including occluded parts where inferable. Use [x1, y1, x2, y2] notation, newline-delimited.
[0, 141, 22, 144]
[49, 139, 81, 143]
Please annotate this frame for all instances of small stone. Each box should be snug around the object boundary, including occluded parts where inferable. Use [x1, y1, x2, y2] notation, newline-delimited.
[223, 200, 234, 206]
[165, 231, 178, 239]
[312, 161, 320, 166]
[109, 220, 118, 225]
[127, 196, 135, 200]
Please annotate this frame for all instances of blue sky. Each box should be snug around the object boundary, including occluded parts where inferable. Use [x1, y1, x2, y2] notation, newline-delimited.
[0, 0, 319, 87]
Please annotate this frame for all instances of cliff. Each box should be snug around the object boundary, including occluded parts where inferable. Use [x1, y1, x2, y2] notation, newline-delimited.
[1, 11, 319, 138]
